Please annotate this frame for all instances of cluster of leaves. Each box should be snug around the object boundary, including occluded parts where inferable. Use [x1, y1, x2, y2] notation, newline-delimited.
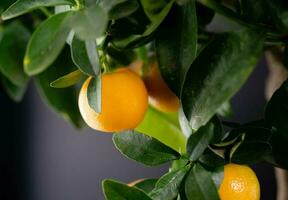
[1, 0, 288, 199]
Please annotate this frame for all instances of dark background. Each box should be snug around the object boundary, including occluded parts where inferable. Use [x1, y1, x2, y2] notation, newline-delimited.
[0, 58, 277, 200]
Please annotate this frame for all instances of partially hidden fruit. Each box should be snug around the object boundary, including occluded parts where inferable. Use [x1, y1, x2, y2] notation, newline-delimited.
[219, 163, 260, 200]
[144, 61, 180, 113]
[78, 68, 148, 132]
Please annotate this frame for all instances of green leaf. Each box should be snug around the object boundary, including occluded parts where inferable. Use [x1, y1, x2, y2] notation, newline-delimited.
[70, 35, 100, 76]
[186, 123, 214, 161]
[108, 0, 139, 19]
[50, 70, 85, 88]
[155, 0, 197, 96]
[24, 11, 73, 76]
[134, 179, 158, 193]
[185, 163, 220, 200]
[142, 0, 174, 36]
[35, 47, 83, 128]
[136, 106, 187, 153]
[230, 141, 271, 164]
[179, 106, 193, 138]
[216, 101, 233, 118]
[181, 29, 264, 130]
[210, 166, 224, 189]
[70, 4, 107, 40]
[1, 74, 28, 102]
[113, 130, 180, 166]
[228, 126, 272, 164]
[1, 0, 74, 20]
[0, 22, 30, 86]
[265, 80, 288, 134]
[199, 148, 227, 169]
[103, 179, 152, 200]
[149, 166, 189, 200]
[87, 75, 101, 113]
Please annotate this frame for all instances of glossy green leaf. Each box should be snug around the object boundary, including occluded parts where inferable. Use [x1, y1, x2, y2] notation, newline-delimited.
[155, 0, 197, 96]
[50, 70, 85, 88]
[0, 22, 30, 86]
[182, 29, 264, 130]
[87, 75, 101, 113]
[103, 179, 152, 200]
[35, 48, 83, 128]
[136, 106, 187, 153]
[1, 0, 73, 20]
[70, 5, 107, 40]
[1, 74, 28, 102]
[149, 166, 189, 200]
[265, 80, 288, 134]
[185, 163, 220, 200]
[24, 11, 73, 76]
[113, 130, 180, 166]
[186, 123, 214, 161]
[179, 106, 193, 138]
[134, 179, 158, 193]
[70, 36, 100, 76]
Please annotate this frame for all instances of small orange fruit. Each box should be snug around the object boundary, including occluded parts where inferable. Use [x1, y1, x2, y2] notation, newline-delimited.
[78, 68, 148, 132]
[219, 164, 260, 200]
[144, 61, 180, 113]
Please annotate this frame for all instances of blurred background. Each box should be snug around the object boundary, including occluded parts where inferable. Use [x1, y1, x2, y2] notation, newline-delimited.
[0, 57, 277, 200]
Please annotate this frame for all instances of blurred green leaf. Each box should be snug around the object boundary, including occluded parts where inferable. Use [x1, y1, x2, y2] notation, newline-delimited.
[210, 166, 224, 189]
[216, 101, 233, 118]
[1, 0, 73, 20]
[0, 22, 30, 86]
[24, 11, 73, 76]
[35, 47, 83, 128]
[136, 106, 187, 153]
[87, 75, 101, 113]
[149, 166, 189, 200]
[155, 0, 197, 96]
[71, 4, 107, 41]
[186, 123, 214, 161]
[185, 163, 220, 200]
[108, 0, 139, 19]
[50, 69, 85, 88]
[103, 179, 152, 200]
[181, 29, 264, 130]
[113, 130, 180, 166]
[134, 179, 158, 194]
[1, 74, 28, 102]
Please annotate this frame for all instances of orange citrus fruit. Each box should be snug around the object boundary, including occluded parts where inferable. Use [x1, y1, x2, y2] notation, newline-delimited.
[219, 163, 260, 200]
[78, 68, 148, 132]
[143, 61, 180, 113]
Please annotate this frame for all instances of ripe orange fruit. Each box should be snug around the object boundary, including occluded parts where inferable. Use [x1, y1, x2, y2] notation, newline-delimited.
[143, 61, 180, 113]
[78, 68, 148, 132]
[219, 164, 260, 200]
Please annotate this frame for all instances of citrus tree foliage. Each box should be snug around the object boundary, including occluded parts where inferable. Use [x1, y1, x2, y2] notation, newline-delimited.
[1, 0, 288, 199]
